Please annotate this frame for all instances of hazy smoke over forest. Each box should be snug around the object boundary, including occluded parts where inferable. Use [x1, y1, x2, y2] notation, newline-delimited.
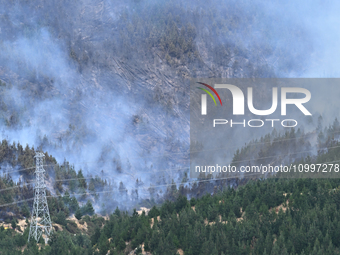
[0, 0, 339, 209]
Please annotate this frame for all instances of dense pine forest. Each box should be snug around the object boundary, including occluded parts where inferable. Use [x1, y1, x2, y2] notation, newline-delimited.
[2, 176, 340, 254]
[2, 122, 340, 254]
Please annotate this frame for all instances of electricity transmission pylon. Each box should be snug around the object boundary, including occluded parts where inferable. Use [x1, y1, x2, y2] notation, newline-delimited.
[28, 152, 53, 243]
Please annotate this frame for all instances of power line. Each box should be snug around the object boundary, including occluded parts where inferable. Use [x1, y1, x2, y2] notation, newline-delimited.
[28, 152, 53, 243]
[0, 172, 263, 208]
[2, 128, 339, 176]
[0, 198, 34, 208]
[1, 166, 36, 175]
[2, 158, 340, 208]
[2, 141, 340, 195]
[0, 129, 339, 200]
[3, 139, 340, 182]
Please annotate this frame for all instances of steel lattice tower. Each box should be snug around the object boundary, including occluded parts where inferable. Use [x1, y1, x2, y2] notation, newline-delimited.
[28, 152, 52, 243]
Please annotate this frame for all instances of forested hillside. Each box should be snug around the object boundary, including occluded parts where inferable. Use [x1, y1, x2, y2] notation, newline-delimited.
[2, 176, 340, 255]
[2, 122, 340, 255]
[0, 0, 339, 254]
[0, 118, 339, 254]
[0, 0, 316, 212]
[1, 116, 339, 219]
